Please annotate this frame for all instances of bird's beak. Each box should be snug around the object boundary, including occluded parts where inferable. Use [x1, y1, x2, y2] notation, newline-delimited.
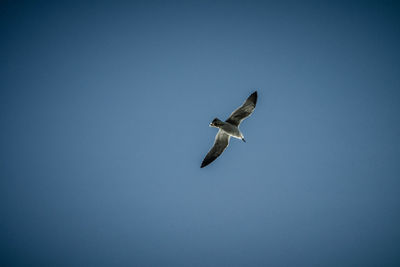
[242, 138, 246, 143]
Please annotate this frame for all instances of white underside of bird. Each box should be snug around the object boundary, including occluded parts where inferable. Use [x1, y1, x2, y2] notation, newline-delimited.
[210, 121, 244, 140]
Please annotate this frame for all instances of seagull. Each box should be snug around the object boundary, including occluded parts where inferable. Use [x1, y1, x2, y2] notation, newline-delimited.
[201, 91, 257, 168]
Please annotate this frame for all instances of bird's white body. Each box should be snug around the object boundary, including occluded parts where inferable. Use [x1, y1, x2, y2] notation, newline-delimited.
[210, 122, 244, 140]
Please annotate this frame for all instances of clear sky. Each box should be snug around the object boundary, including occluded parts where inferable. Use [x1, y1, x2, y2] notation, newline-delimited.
[1, 1, 400, 266]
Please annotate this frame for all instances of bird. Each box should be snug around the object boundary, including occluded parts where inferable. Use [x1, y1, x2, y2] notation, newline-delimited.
[201, 91, 257, 168]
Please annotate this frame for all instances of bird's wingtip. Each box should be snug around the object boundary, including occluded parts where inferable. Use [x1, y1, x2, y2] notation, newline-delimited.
[249, 91, 257, 105]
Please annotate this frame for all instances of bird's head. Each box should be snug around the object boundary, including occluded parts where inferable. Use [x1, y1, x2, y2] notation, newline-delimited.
[209, 118, 224, 128]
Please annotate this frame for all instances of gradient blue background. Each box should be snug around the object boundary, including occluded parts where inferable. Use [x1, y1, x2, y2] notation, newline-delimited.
[1, 1, 400, 266]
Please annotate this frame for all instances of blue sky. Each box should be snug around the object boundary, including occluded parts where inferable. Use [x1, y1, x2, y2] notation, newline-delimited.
[1, 1, 400, 266]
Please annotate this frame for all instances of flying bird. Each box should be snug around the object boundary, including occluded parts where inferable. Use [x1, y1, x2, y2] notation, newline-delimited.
[201, 91, 257, 168]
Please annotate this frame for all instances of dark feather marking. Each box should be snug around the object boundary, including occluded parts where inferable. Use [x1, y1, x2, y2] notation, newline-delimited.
[225, 91, 257, 126]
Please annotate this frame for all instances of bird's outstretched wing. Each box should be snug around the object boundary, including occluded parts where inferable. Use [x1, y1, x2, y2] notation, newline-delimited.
[225, 91, 257, 126]
[201, 130, 230, 168]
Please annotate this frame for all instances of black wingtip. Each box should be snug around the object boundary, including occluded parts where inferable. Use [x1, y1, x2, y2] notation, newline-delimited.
[249, 91, 257, 106]
[200, 161, 207, 168]
[201, 159, 212, 168]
